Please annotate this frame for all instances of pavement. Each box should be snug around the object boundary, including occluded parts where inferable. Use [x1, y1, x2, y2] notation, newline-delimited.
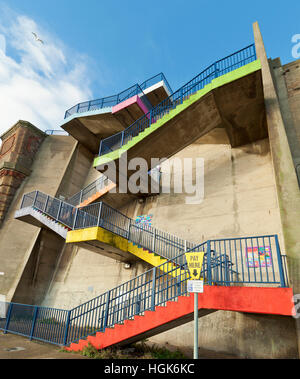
[0, 331, 89, 359]
[0, 331, 241, 360]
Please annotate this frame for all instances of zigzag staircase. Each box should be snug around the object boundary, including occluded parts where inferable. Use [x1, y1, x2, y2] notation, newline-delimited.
[13, 191, 293, 352]
[10, 43, 294, 352]
[94, 44, 266, 186]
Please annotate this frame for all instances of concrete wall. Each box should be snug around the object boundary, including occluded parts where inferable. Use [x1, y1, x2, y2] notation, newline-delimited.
[121, 128, 283, 245]
[0, 135, 77, 302]
[39, 129, 298, 358]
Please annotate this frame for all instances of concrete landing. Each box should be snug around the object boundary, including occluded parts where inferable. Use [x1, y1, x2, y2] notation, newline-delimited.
[61, 83, 170, 154]
[14, 207, 69, 239]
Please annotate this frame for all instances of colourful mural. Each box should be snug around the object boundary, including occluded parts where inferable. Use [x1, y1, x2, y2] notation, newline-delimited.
[135, 214, 153, 229]
[246, 246, 272, 268]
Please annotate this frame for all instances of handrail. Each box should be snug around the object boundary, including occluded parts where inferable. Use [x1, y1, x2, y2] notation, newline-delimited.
[98, 44, 257, 157]
[10, 189, 289, 347]
[1, 228, 289, 347]
[64, 73, 172, 119]
[20, 190, 288, 288]
[66, 167, 162, 207]
[45, 130, 69, 136]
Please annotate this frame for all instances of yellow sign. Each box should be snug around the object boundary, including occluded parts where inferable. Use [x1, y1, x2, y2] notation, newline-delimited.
[185, 252, 205, 280]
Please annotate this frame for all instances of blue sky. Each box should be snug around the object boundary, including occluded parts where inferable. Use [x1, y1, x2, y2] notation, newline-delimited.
[0, 0, 299, 133]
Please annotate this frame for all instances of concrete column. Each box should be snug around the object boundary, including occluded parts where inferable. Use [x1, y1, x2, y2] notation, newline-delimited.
[253, 22, 300, 356]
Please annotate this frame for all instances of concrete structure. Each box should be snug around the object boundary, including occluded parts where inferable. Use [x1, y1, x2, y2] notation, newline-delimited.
[0, 23, 299, 359]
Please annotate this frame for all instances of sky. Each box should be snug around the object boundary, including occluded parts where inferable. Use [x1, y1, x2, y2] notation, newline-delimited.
[0, 0, 299, 136]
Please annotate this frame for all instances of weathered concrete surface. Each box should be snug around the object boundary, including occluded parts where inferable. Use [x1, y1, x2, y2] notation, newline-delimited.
[12, 228, 66, 305]
[14, 207, 69, 239]
[40, 128, 298, 358]
[0, 135, 77, 302]
[0, 121, 46, 224]
[271, 57, 300, 183]
[253, 21, 300, 357]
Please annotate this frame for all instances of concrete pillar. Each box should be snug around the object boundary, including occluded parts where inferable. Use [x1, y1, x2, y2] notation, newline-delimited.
[253, 21, 300, 356]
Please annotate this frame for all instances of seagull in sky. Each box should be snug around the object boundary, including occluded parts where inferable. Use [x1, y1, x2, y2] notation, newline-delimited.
[32, 32, 44, 44]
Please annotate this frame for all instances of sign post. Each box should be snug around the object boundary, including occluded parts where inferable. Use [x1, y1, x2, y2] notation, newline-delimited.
[185, 251, 205, 360]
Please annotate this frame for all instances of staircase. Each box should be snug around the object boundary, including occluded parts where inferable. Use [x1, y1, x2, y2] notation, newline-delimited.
[16, 190, 290, 289]
[9, 42, 294, 352]
[11, 190, 293, 351]
[94, 44, 260, 173]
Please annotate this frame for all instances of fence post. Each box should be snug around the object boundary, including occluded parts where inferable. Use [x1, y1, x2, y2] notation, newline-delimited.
[73, 207, 78, 230]
[128, 219, 132, 241]
[152, 229, 156, 253]
[44, 195, 49, 213]
[151, 267, 157, 311]
[29, 306, 39, 341]
[206, 241, 212, 285]
[275, 235, 286, 287]
[57, 200, 63, 221]
[103, 291, 111, 331]
[97, 202, 103, 227]
[63, 311, 71, 346]
[99, 140, 103, 157]
[4, 303, 13, 334]
[120, 131, 125, 148]
[20, 194, 26, 209]
[214, 62, 219, 78]
[79, 190, 83, 205]
[33, 191, 39, 208]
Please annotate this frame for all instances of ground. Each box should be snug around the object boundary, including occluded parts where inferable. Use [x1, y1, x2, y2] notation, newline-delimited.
[0, 331, 241, 359]
[0, 331, 88, 359]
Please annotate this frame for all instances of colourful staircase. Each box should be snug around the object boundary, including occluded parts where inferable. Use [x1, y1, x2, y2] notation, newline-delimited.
[9, 43, 295, 353]
[65, 286, 294, 352]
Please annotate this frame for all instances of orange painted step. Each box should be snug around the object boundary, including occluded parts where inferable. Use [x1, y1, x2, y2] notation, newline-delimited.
[66, 286, 294, 353]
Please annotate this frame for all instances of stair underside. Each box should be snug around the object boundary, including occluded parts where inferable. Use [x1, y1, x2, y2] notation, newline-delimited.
[94, 61, 266, 190]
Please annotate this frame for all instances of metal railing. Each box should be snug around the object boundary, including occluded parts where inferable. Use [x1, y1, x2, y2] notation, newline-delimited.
[66, 167, 162, 207]
[0, 234, 289, 347]
[64, 73, 172, 119]
[45, 130, 69, 136]
[98, 44, 257, 157]
[67, 176, 113, 207]
[8, 189, 289, 346]
[139, 72, 172, 94]
[20, 190, 288, 288]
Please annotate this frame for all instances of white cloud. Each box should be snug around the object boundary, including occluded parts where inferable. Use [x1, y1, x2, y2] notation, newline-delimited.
[0, 10, 93, 137]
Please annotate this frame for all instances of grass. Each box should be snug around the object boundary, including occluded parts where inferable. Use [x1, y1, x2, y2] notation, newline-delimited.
[61, 339, 187, 359]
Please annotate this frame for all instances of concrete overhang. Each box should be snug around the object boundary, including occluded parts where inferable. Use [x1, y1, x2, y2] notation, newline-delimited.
[14, 207, 68, 239]
[60, 83, 171, 154]
[142, 80, 172, 106]
[94, 61, 267, 191]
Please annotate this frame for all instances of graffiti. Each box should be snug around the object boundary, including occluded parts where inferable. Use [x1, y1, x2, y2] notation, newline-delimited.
[246, 246, 272, 268]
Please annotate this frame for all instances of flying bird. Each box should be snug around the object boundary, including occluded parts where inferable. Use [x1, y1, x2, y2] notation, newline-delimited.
[32, 32, 44, 44]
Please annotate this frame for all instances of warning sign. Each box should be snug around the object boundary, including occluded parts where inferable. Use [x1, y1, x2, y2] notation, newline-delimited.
[185, 252, 205, 280]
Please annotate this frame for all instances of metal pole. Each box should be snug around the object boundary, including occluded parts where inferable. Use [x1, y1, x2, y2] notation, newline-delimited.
[194, 293, 198, 360]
